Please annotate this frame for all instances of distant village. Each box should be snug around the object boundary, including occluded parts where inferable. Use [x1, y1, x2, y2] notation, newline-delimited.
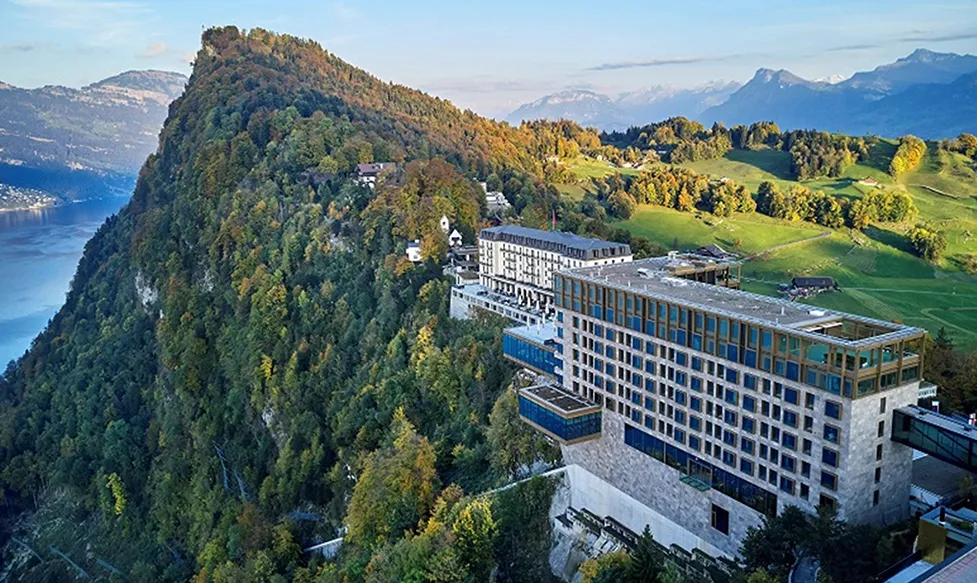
[0, 183, 60, 212]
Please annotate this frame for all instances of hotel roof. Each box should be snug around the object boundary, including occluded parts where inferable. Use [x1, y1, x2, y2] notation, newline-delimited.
[520, 383, 599, 415]
[505, 322, 559, 347]
[480, 225, 631, 260]
[560, 257, 924, 347]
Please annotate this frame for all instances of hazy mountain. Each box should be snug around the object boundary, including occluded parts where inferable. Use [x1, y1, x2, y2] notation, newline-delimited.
[701, 49, 977, 138]
[505, 89, 629, 129]
[0, 70, 187, 177]
[505, 82, 741, 130]
[854, 69, 977, 138]
[839, 48, 977, 97]
[614, 81, 741, 126]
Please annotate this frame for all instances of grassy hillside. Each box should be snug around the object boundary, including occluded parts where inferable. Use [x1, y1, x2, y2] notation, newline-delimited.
[562, 143, 977, 348]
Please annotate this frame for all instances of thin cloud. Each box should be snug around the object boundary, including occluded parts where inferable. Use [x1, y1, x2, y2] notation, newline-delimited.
[900, 31, 977, 43]
[0, 44, 36, 54]
[826, 43, 882, 52]
[137, 42, 167, 59]
[586, 55, 741, 72]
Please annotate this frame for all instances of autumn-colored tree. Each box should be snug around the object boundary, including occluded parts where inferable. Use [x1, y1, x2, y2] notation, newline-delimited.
[346, 408, 440, 548]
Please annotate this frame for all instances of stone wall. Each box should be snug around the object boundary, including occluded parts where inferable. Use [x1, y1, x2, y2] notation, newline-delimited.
[562, 414, 764, 557]
[839, 381, 918, 524]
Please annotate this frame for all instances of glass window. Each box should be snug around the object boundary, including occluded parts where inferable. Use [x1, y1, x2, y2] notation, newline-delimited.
[823, 424, 840, 444]
[740, 459, 754, 475]
[741, 438, 755, 455]
[742, 417, 756, 433]
[825, 401, 842, 420]
[822, 448, 839, 467]
[780, 476, 795, 495]
[784, 388, 799, 405]
[782, 433, 797, 451]
[743, 396, 756, 412]
[783, 410, 798, 428]
[821, 471, 838, 491]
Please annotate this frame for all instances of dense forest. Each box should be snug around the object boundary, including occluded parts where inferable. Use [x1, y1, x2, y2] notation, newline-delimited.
[0, 27, 571, 582]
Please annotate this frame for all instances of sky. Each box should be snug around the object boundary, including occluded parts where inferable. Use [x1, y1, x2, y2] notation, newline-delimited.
[2, 0, 977, 118]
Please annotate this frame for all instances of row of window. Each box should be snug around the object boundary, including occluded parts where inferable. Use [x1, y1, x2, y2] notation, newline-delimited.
[557, 291, 919, 395]
[569, 316, 847, 420]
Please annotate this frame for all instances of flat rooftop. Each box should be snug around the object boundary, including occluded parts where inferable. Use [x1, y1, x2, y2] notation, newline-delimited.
[562, 257, 924, 347]
[520, 383, 599, 415]
[480, 225, 631, 259]
[505, 322, 558, 346]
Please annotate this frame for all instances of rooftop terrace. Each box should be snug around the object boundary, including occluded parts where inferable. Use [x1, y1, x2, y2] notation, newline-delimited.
[520, 383, 600, 416]
[562, 257, 924, 348]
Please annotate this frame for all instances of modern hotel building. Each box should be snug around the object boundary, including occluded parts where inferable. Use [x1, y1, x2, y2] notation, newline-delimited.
[530, 257, 926, 555]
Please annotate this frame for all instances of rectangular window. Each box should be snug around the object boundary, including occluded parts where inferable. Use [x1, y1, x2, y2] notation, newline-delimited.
[740, 459, 754, 475]
[805, 393, 816, 410]
[880, 397, 887, 414]
[781, 455, 796, 473]
[873, 490, 880, 506]
[822, 448, 839, 468]
[741, 438, 755, 455]
[780, 476, 795, 495]
[878, 421, 885, 438]
[725, 389, 739, 406]
[784, 388, 799, 405]
[711, 505, 730, 535]
[743, 396, 756, 412]
[782, 433, 797, 451]
[876, 444, 883, 461]
[875, 467, 882, 483]
[825, 401, 842, 420]
[742, 417, 756, 434]
[723, 451, 736, 467]
[821, 471, 838, 491]
[783, 410, 798, 428]
[823, 425, 840, 444]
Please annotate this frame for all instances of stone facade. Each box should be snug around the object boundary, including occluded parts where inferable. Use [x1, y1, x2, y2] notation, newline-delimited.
[838, 381, 919, 525]
[563, 414, 763, 557]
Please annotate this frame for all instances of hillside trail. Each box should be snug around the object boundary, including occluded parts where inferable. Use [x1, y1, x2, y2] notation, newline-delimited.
[744, 230, 831, 261]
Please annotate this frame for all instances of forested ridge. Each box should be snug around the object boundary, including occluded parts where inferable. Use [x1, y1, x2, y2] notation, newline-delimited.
[0, 27, 565, 582]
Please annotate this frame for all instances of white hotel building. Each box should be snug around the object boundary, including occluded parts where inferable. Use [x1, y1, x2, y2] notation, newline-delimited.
[478, 225, 632, 312]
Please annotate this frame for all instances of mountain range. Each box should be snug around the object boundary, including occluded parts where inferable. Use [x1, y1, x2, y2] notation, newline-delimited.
[505, 82, 741, 131]
[0, 70, 187, 178]
[509, 49, 977, 138]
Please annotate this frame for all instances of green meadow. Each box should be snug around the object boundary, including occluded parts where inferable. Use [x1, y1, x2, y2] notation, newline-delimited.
[562, 144, 977, 348]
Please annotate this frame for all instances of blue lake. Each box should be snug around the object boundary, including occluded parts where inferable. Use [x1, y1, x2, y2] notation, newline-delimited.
[0, 196, 129, 368]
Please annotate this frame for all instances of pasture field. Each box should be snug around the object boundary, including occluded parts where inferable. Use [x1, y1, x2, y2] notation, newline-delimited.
[587, 141, 977, 347]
